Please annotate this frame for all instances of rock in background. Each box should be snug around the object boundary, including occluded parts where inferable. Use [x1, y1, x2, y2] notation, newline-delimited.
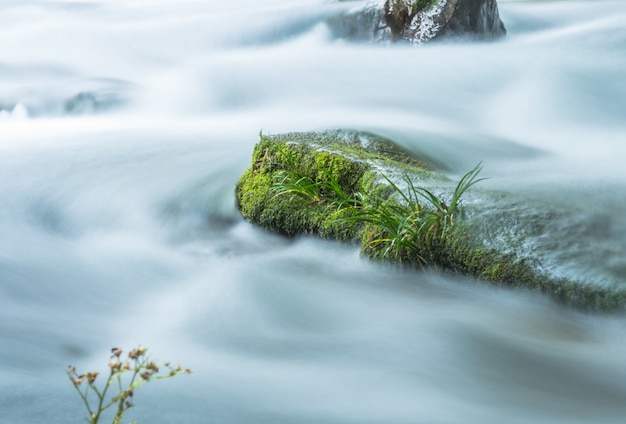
[328, 0, 506, 45]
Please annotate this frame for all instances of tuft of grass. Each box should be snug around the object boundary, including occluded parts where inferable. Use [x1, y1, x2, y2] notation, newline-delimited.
[269, 161, 485, 266]
[271, 170, 322, 205]
[348, 192, 429, 264]
[346, 163, 486, 264]
[67, 346, 191, 424]
[270, 169, 363, 211]
[412, 162, 486, 240]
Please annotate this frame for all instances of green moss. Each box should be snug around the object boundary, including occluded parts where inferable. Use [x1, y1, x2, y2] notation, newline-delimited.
[236, 131, 375, 241]
[236, 130, 626, 313]
[414, 0, 438, 11]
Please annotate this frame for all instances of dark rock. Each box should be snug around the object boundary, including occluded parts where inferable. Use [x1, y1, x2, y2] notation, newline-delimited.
[434, 0, 506, 40]
[328, 0, 506, 45]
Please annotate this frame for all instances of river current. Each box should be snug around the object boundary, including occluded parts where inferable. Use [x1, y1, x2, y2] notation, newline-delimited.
[1, 1, 626, 423]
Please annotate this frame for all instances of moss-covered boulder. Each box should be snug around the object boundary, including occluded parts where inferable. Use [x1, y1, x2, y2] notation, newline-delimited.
[236, 130, 626, 312]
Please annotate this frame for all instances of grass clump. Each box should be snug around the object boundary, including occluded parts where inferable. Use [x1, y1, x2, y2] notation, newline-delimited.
[67, 346, 191, 424]
[348, 164, 485, 265]
[269, 158, 485, 267]
[271, 168, 363, 211]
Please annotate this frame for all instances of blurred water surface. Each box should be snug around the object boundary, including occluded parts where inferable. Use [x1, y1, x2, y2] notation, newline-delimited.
[1, 1, 626, 423]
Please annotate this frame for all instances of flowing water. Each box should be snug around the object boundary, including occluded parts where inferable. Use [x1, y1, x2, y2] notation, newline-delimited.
[1, 0, 626, 423]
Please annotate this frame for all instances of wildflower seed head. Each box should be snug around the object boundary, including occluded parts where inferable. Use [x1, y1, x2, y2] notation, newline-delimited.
[86, 372, 99, 384]
[109, 358, 121, 371]
[68, 344, 191, 423]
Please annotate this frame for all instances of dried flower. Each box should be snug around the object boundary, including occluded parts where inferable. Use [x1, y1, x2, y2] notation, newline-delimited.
[68, 345, 191, 424]
[86, 372, 99, 384]
[109, 358, 121, 371]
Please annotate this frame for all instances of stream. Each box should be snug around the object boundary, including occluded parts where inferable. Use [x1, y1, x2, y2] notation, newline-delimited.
[1, 1, 626, 423]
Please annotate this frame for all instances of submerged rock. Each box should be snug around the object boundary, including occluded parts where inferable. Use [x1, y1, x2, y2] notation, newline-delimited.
[329, 0, 506, 44]
[236, 130, 626, 312]
[64, 91, 124, 115]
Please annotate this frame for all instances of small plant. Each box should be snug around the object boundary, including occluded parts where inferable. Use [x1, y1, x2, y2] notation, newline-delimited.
[271, 169, 363, 210]
[67, 346, 191, 424]
[271, 170, 322, 205]
[349, 191, 429, 264]
[348, 163, 486, 264]
[411, 162, 486, 239]
[268, 161, 485, 266]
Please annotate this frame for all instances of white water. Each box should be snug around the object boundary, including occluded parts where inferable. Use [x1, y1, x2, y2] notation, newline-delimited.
[1, 1, 626, 423]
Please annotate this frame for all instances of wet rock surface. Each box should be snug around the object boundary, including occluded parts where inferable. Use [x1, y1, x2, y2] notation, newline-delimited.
[236, 130, 626, 312]
[329, 0, 506, 44]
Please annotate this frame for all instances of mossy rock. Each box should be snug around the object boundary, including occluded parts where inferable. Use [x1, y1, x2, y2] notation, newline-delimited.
[236, 130, 626, 313]
[236, 130, 432, 238]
